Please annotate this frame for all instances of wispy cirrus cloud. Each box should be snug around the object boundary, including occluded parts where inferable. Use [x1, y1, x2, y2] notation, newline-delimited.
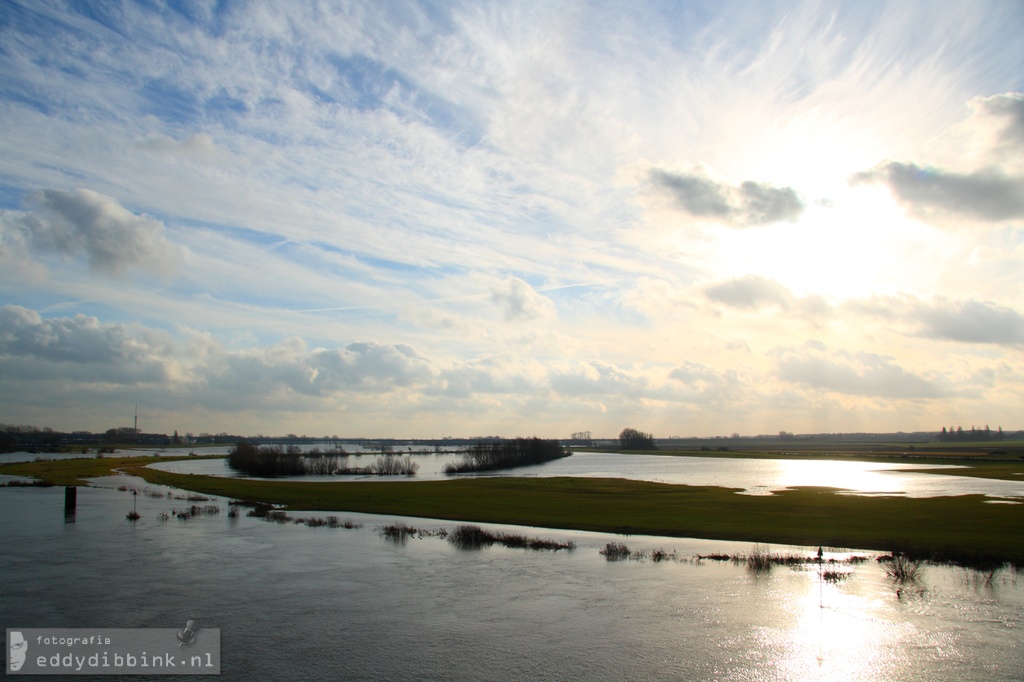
[1, 1, 1023, 436]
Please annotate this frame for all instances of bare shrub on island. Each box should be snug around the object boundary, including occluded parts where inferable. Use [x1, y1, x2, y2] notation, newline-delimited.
[444, 437, 568, 474]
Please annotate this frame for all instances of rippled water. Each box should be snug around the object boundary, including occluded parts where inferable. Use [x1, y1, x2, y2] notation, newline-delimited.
[2, 473, 1022, 680]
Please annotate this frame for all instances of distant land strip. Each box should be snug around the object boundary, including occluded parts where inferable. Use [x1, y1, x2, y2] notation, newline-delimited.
[2, 456, 1021, 567]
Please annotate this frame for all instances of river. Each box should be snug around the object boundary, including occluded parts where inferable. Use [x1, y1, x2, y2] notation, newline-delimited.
[2, 452, 1022, 680]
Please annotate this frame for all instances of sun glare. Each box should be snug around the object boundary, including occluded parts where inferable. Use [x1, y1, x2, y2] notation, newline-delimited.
[710, 185, 942, 301]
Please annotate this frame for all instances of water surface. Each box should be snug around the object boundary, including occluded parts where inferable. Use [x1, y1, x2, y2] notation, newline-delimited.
[146, 450, 1024, 498]
[1, 479, 1021, 681]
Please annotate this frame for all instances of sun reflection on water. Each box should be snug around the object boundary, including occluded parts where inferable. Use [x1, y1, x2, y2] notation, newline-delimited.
[769, 458, 906, 495]
[760, 564, 921, 681]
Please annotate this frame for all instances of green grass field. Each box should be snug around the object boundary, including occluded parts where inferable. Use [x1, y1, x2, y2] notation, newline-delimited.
[3, 454, 1021, 566]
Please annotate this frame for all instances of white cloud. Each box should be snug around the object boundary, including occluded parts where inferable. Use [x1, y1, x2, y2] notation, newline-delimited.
[1, 2, 1023, 436]
[490, 276, 556, 322]
[912, 299, 1024, 345]
[705, 275, 793, 310]
[848, 295, 1024, 346]
[773, 341, 947, 399]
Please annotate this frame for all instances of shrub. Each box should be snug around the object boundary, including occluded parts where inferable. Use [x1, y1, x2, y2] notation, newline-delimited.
[444, 437, 568, 474]
[882, 553, 924, 582]
[227, 441, 349, 477]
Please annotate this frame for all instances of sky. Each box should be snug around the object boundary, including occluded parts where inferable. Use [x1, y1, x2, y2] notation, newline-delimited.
[1, 0, 1022, 439]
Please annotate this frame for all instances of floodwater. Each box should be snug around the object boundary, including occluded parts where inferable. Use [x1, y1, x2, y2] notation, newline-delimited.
[147, 449, 1024, 499]
[2, 454, 1023, 680]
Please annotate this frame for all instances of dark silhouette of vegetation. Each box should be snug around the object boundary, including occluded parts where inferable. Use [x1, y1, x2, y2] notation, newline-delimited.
[443, 437, 569, 473]
[600, 542, 632, 560]
[881, 552, 924, 583]
[447, 524, 574, 551]
[339, 454, 419, 476]
[379, 521, 419, 543]
[569, 430, 593, 446]
[746, 544, 773, 573]
[822, 569, 848, 583]
[618, 427, 656, 450]
[228, 442, 309, 476]
[227, 441, 412, 477]
[173, 504, 221, 519]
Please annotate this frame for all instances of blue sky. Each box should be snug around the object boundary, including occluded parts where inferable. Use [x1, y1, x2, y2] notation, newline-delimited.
[1, 0, 1022, 438]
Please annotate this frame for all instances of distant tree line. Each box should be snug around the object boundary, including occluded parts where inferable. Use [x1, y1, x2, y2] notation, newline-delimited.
[443, 437, 569, 474]
[938, 425, 1004, 442]
[618, 427, 656, 450]
[568, 431, 593, 445]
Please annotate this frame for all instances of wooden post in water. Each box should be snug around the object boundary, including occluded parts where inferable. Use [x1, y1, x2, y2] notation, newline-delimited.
[64, 486, 77, 515]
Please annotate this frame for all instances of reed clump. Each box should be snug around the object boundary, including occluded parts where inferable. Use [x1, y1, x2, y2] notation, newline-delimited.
[447, 524, 575, 551]
[881, 553, 924, 582]
[380, 521, 418, 542]
[174, 504, 221, 519]
[821, 569, 848, 583]
[600, 542, 632, 561]
[746, 544, 773, 572]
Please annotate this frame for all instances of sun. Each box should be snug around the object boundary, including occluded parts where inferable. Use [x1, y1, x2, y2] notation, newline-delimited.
[707, 184, 947, 302]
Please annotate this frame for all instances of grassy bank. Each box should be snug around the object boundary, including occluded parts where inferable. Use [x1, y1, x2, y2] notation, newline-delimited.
[3, 456, 1020, 565]
[0, 455, 205, 486]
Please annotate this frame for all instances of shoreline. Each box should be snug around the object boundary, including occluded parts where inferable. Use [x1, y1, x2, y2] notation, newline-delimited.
[2, 455, 1022, 567]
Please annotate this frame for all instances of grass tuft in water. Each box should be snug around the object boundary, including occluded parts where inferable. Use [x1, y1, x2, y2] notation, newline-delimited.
[746, 544, 773, 572]
[881, 552, 924, 582]
[600, 542, 632, 561]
